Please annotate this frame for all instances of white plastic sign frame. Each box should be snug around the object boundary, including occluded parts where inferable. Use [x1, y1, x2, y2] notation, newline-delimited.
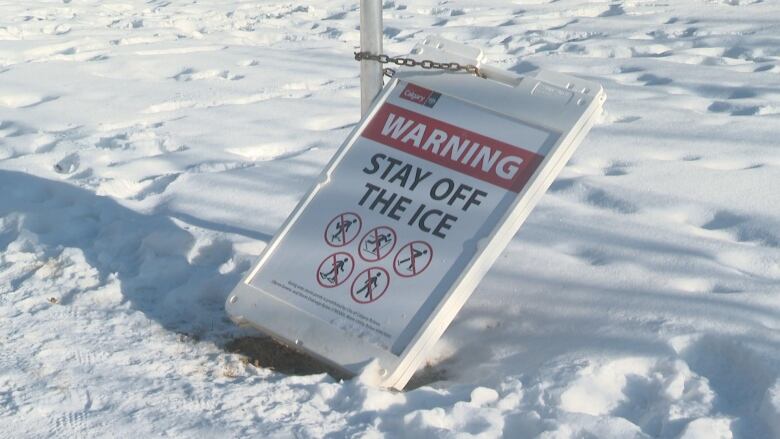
[226, 40, 605, 390]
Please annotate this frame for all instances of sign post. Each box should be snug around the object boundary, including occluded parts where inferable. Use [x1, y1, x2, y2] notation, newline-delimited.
[360, 0, 383, 115]
[226, 37, 605, 390]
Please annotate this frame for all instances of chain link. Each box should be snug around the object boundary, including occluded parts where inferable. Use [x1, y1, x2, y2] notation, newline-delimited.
[354, 51, 485, 79]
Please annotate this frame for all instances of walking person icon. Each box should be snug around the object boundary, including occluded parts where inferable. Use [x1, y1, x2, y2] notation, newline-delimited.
[316, 252, 354, 288]
[350, 267, 389, 304]
[354, 271, 381, 298]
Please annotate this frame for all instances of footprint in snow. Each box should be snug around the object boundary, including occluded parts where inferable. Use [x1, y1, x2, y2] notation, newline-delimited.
[603, 161, 631, 176]
[618, 66, 644, 74]
[599, 4, 625, 17]
[707, 101, 762, 116]
[50, 412, 90, 438]
[753, 64, 775, 73]
[132, 173, 180, 201]
[0, 94, 59, 109]
[700, 210, 780, 248]
[549, 178, 639, 214]
[54, 153, 80, 174]
[0, 120, 34, 138]
[679, 334, 778, 421]
[172, 68, 243, 81]
[638, 73, 673, 86]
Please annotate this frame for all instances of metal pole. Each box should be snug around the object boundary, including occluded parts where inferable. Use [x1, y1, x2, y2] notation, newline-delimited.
[360, 0, 383, 116]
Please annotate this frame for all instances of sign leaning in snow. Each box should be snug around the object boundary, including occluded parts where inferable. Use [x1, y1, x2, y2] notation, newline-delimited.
[227, 67, 605, 389]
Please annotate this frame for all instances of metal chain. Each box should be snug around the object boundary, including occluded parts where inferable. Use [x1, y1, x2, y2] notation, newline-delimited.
[354, 51, 485, 79]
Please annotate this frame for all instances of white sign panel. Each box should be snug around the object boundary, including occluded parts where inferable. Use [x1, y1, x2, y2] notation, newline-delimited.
[227, 69, 604, 389]
[248, 82, 554, 353]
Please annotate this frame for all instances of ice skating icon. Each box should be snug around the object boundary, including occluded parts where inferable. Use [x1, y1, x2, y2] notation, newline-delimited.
[393, 241, 433, 278]
[324, 212, 361, 247]
[320, 256, 350, 284]
[358, 226, 396, 262]
[350, 267, 390, 304]
[316, 252, 354, 288]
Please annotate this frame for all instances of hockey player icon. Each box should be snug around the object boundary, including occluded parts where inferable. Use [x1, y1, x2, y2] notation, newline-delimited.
[324, 212, 361, 247]
[331, 219, 358, 244]
[350, 267, 389, 303]
[316, 252, 354, 288]
[319, 257, 349, 285]
[398, 247, 428, 270]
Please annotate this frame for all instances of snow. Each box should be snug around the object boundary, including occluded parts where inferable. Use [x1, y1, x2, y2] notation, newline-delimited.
[1, 0, 779, 438]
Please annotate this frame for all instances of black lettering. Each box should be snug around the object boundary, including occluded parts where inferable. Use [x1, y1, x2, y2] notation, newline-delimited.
[359, 182, 381, 206]
[380, 156, 403, 179]
[363, 153, 386, 175]
[448, 183, 471, 207]
[430, 178, 454, 201]
[409, 168, 432, 191]
[408, 203, 425, 226]
[369, 187, 398, 215]
[433, 213, 457, 238]
[463, 188, 487, 211]
[388, 196, 411, 220]
[387, 164, 412, 187]
[418, 209, 441, 233]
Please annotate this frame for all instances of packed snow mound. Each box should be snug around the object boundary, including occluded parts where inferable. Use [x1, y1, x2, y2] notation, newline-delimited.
[1, 0, 779, 438]
[760, 380, 780, 438]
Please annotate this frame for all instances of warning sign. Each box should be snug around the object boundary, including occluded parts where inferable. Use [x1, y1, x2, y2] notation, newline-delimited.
[316, 252, 355, 288]
[228, 65, 604, 390]
[358, 226, 397, 262]
[244, 79, 556, 353]
[393, 241, 433, 278]
[351, 267, 390, 304]
[324, 212, 362, 247]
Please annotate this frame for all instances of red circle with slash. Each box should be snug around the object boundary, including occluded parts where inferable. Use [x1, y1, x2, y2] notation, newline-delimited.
[393, 241, 433, 278]
[350, 267, 390, 304]
[324, 212, 362, 247]
[358, 226, 396, 262]
[316, 252, 355, 288]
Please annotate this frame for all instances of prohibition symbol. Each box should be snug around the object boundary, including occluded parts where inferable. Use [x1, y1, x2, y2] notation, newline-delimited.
[350, 267, 390, 304]
[393, 241, 433, 278]
[358, 226, 396, 262]
[324, 212, 362, 247]
[316, 252, 354, 288]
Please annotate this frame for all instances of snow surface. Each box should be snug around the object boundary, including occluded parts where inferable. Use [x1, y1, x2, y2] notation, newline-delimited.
[1, 0, 779, 437]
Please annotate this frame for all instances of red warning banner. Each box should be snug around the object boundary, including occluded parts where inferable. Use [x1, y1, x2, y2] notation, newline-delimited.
[362, 102, 544, 192]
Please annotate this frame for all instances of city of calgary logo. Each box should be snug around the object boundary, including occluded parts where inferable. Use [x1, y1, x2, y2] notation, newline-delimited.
[400, 83, 441, 108]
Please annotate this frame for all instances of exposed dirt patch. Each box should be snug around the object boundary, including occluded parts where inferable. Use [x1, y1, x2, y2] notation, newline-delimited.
[225, 336, 449, 390]
[225, 336, 348, 379]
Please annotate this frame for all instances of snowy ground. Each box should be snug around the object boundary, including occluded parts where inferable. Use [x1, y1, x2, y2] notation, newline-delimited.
[1, 0, 779, 437]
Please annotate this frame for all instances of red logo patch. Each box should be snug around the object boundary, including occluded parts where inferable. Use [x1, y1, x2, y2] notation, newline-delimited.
[400, 83, 433, 105]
